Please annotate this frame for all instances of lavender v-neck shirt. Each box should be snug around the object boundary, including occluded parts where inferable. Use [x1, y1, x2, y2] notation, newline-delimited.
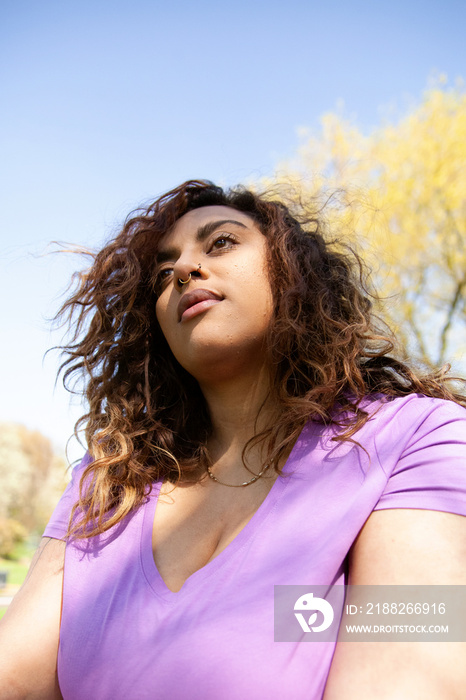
[44, 395, 466, 699]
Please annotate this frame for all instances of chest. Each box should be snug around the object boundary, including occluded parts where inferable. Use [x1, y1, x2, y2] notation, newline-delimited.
[151, 476, 278, 592]
[59, 445, 384, 699]
[61, 485, 342, 700]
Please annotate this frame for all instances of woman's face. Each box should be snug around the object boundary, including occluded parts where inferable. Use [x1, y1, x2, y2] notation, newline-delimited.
[155, 205, 274, 384]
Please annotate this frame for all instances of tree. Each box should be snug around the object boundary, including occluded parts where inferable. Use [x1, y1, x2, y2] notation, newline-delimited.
[0, 424, 68, 550]
[270, 79, 466, 369]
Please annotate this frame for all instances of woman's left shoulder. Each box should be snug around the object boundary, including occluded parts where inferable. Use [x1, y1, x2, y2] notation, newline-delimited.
[365, 391, 466, 420]
[324, 506, 466, 699]
[324, 396, 466, 699]
[350, 394, 466, 581]
[362, 392, 466, 443]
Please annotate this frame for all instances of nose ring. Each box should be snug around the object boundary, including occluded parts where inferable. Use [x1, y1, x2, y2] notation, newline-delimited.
[178, 264, 201, 287]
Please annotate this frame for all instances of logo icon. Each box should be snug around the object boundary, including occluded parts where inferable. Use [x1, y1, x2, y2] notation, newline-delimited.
[294, 592, 334, 633]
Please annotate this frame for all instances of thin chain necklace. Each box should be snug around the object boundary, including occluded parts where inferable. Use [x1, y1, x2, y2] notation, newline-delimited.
[206, 462, 271, 487]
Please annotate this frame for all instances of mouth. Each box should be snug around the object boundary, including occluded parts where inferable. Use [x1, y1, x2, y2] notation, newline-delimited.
[177, 289, 224, 322]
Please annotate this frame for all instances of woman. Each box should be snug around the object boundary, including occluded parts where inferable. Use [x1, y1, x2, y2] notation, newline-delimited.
[1, 180, 465, 699]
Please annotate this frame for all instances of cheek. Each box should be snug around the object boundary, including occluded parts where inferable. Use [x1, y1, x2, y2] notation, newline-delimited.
[238, 259, 273, 312]
[228, 272, 273, 336]
[155, 298, 163, 324]
[155, 295, 171, 338]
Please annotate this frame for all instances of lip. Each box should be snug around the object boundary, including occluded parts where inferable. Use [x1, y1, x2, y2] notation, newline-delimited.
[177, 288, 224, 322]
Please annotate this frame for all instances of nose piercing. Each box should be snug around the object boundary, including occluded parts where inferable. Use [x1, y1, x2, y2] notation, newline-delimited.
[178, 264, 201, 287]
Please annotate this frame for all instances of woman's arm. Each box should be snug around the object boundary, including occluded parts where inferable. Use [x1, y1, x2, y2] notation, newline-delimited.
[324, 508, 466, 699]
[0, 537, 65, 700]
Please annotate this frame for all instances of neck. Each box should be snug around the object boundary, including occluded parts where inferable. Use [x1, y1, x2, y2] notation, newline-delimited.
[198, 366, 278, 459]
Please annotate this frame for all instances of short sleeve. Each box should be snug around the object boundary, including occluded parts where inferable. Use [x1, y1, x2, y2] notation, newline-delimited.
[43, 453, 92, 540]
[374, 399, 466, 516]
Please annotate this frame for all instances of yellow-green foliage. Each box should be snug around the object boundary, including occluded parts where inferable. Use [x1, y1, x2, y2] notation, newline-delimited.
[0, 424, 68, 537]
[269, 80, 466, 369]
[0, 518, 28, 559]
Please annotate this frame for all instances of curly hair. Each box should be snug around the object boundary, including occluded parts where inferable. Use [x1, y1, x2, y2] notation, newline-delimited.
[56, 179, 465, 538]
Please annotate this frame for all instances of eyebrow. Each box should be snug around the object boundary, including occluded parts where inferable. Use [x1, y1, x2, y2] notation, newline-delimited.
[156, 219, 248, 265]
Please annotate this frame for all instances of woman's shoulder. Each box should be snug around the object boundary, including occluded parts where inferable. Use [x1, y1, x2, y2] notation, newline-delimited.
[358, 392, 466, 434]
[42, 452, 93, 540]
[311, 393, 466, 446]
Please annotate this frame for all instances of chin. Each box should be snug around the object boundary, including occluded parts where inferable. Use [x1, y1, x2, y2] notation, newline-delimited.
[175, 336, 268, 385]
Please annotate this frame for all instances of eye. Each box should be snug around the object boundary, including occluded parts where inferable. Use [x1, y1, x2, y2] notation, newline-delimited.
[209, 233, 237, 252]
[154, 266, 174, 292]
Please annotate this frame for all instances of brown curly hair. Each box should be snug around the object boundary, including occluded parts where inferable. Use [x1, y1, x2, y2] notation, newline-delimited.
[56, 179, 465, 538]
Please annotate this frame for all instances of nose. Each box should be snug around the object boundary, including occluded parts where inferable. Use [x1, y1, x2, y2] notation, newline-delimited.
[174, 262, 203, 291]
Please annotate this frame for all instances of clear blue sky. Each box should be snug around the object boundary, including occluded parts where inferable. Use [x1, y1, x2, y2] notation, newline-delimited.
[1, 0, 465, 461]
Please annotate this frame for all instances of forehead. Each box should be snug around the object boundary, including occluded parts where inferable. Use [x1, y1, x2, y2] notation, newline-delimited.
[160, 205, 259, 247]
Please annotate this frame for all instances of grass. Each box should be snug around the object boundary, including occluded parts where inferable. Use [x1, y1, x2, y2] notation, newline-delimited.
[0, 556, 29, 620]
[1, 538, 36, 579]
[0, 557, 30, 585]
[0, 538, 38, 620]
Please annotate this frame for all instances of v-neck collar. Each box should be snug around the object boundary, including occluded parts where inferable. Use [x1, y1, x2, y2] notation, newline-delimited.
[139, 423, 316, 602]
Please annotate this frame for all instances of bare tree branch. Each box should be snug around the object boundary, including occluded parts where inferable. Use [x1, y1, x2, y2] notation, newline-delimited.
[438, 278, 466, 365]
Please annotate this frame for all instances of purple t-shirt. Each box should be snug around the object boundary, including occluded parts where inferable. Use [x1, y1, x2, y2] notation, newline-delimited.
[44, 395, 466, 700]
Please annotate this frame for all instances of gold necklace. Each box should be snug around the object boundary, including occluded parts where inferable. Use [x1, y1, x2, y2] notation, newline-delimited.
[206, 462, 271, 487]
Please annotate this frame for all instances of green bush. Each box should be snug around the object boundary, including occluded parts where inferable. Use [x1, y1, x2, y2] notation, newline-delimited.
[0, 518, 28, 559]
